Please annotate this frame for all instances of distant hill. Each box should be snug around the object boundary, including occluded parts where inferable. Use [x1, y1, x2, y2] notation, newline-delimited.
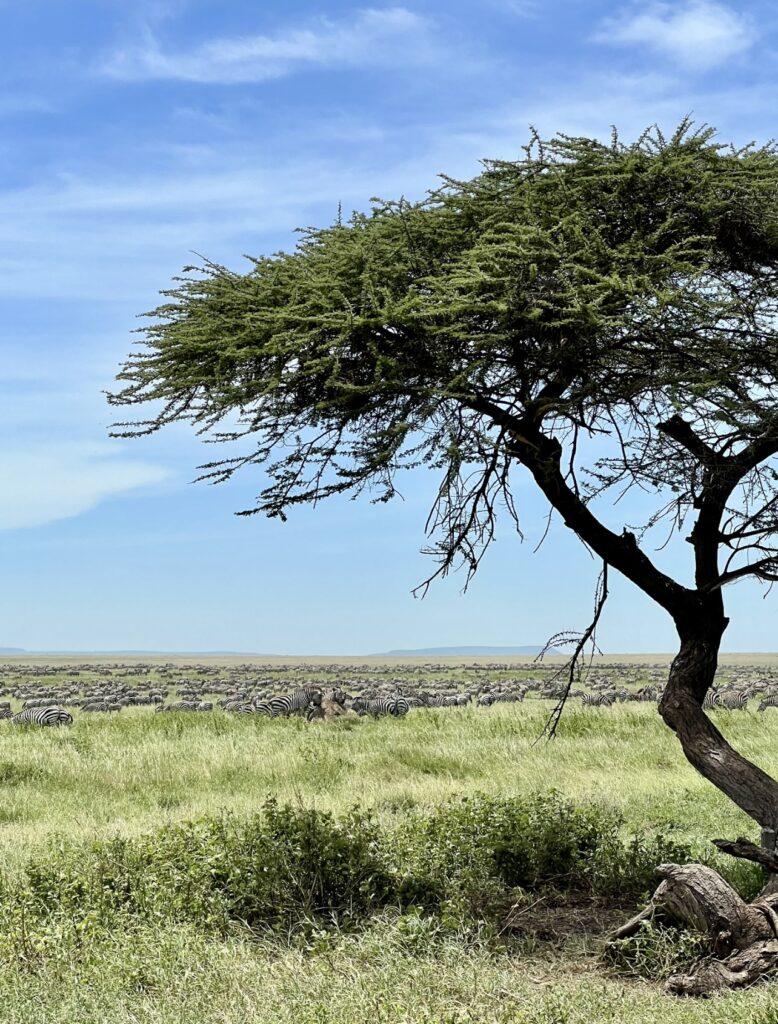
[379, 645, 546, 656]
[0, 647, 26, 654]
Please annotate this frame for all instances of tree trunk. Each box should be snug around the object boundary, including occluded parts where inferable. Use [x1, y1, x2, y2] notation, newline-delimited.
[612, 863, 778, 996]
[611, 622, 778, 995]
[659, 622, 778, 831]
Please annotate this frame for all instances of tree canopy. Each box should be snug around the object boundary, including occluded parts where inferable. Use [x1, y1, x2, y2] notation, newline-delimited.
[112, 123, 778, 593]
[111, 122, 778, 838]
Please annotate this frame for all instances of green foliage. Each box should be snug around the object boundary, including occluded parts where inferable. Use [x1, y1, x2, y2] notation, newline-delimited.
[388, 792, 691, 930]
[0, 792, 697, 955]
[14, 799, 391, 940]
[604, 919, 709, 980]
[110, 122, 778, 559]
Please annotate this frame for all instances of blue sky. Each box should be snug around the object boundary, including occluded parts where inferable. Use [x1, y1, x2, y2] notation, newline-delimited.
[2, 0, 777, 653]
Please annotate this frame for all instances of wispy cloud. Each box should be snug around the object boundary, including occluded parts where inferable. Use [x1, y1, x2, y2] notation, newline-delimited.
[101, 7, 433, 83]
[0, 442, 169, 530]
[594, 1, 756, 72]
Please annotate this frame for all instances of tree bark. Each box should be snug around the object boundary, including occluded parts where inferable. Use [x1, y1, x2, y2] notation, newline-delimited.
[659, 623, 778, 832]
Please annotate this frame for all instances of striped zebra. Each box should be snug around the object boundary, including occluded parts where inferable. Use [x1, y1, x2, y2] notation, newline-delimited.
[155, 701, 211, 712]
[716, 691, 750, 710]
[702, 690, 720, 710]
[758, 696, 778, 712]
[423, 694, 460, 708]
[225, 702, 262, 714]
[404, 695, 429, 709]
[304, 701, 326, 722]
[354, 695, 410, 717]
[580, 693, 614, 707]
[81, 700, 111, 712]
[12, 707, 73, 726]
[266, 687, 323, 717]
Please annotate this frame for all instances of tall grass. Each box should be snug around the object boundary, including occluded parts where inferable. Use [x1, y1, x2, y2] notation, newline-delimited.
[0, 702, 770, 867]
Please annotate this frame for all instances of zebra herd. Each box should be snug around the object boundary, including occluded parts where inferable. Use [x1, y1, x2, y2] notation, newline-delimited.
[703, 691, 778, 712]
[2, 658, 778, 727]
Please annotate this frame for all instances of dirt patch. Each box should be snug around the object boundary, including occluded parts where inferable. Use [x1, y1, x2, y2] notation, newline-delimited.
[503, 891, 632, 943]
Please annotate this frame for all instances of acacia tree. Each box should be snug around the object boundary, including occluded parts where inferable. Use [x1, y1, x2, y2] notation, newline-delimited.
[111, 123, 778, 991]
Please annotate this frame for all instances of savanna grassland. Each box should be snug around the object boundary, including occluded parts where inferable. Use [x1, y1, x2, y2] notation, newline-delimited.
[2, 655, 778, 1024]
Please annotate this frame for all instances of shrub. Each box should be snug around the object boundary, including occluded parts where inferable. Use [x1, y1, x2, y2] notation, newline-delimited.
[387, 791, 693, 926]
[604, 919, 708, 979]
[14, 799, 392, 940]
[0, 792, 698, 956]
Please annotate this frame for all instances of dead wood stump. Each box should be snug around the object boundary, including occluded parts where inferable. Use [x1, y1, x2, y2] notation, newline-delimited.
[611, 862, 778, 996]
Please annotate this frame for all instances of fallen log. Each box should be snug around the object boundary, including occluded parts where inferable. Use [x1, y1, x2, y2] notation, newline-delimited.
[611, 861, 778, 995]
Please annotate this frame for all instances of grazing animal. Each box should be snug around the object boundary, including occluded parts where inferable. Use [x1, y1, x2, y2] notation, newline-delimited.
[355, 696, 410, 717]
[155, 701, 207, 712]
[12, 707, 73, 726]
[266, 687, 323, 717]
[581, 693, 614, 707]
[716, 691, 750, 710]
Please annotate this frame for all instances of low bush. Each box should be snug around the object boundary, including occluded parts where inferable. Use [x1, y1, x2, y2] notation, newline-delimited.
[604, 919, 709, 979]
[387, 792, 692, 928]
[0, 792, 699, 959]
[12, 799, 391, 940]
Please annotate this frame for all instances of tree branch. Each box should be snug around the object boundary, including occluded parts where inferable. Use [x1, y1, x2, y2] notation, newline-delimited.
[658, 415, 721, 467]
[712, 837, 778, 874]
[464, 394, 694, 620]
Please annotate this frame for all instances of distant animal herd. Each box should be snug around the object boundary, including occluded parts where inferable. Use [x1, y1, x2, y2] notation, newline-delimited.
[0, 660, 775, 726]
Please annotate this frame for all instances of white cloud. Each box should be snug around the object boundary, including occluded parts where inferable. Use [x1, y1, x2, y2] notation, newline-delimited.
[595, 1, 756, 71]
[101, 7, 432, 83]
[0, 442, 170, 530]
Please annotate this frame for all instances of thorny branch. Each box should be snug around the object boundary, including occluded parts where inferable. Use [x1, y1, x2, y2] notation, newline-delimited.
[534, 562, 609, 742]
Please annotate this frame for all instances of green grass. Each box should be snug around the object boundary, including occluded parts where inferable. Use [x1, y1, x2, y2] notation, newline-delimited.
[4, 921, 778, 1024]
[0, 695, 777, 1021]
[0, 702, 768, 867]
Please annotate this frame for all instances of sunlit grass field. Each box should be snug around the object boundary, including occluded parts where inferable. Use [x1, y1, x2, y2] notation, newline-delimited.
[0, 699, 769, 866]
[2, 664, 778, 1023]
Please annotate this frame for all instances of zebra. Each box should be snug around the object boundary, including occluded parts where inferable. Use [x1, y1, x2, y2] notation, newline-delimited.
[702, 690, 720, 710]
[155, 701, 209, 712]
[716, 691, 750, 711]
[580, 693, 613, 707]
[266, 687, 323, 717]
[355, 696, 410, 717]
[11, 707, 73, 726]
[81, 700, 111, 712]
[758, 695, 778, 712]
[423, 694, 459, 708]
[304, 700, 326, 722]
